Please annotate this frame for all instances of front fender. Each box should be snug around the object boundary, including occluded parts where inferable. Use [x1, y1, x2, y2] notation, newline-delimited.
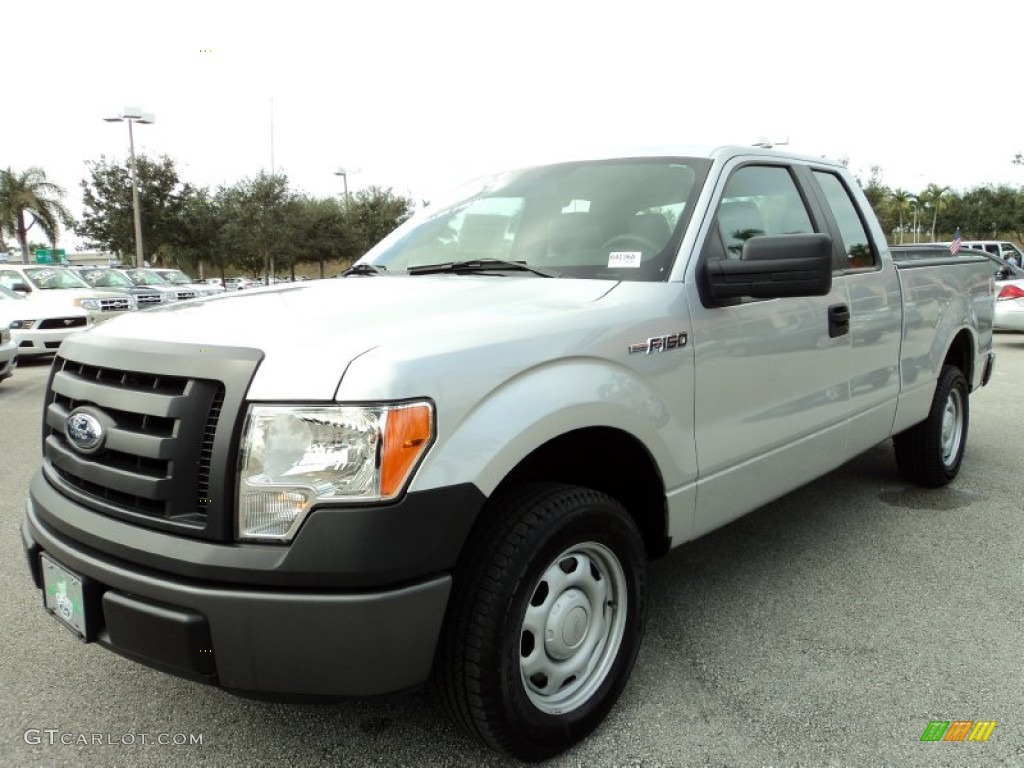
[411, 357, 690, 498]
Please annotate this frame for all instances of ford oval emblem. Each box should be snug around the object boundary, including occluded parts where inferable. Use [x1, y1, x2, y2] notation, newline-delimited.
[65, 410, 105, 454]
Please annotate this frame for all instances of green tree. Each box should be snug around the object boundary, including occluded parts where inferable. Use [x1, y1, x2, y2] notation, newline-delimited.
[0, 167, 74, 263]
[943, 185, 1020, 240]
[918, 184, 951, 242]
[216, 172, 293, 278]
[289, 196, 356, 278]
[346, 186, 415, 257]
[889, 189, 914, 243]
[160, 186, 226, 279]
[78, 154, 191, 264]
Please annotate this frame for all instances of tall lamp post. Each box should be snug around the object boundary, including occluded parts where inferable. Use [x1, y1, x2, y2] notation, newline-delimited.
[334, 167, 349, 206]
[105, 107, 155, 268]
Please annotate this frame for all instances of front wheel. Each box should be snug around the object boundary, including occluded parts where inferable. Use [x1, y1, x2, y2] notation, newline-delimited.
[893, 364, 969, 486]
[432, 482, 647, 761]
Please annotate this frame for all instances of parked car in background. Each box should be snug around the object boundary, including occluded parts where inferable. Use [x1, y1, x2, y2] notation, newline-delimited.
[0, 264, 135, 324]
[151, 268, 225, 297]
[77, 267, 175, 308]
[989, 258, 1024, 331]
[223, 277, 256, 291]
[0, 310, 15, 383]
[0, 283, 92, 358]
[959, 240, 1024, 265]
[124, 269, 201, 302]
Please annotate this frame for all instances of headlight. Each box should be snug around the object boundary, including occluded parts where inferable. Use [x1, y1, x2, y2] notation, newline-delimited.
[9, 320, 34, 330]
[0, 327, 9, 343]
[237, 402, 434, 542]
[74, 298, 102, 310]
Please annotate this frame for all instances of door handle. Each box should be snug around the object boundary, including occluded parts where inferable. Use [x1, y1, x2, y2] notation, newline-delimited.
[828, 304, 850, 338]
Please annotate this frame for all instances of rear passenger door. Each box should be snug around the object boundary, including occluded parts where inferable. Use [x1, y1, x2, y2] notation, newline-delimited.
[687, 161, 852, 538]
[807, 168, 901, 457]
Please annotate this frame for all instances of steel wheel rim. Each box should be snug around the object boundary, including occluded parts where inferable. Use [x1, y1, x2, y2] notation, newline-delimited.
[940, 388, 964, 467]
[519, 541, 628, 715]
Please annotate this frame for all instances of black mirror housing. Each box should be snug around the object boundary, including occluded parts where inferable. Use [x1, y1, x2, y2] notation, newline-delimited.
[705, 233, 833, 302]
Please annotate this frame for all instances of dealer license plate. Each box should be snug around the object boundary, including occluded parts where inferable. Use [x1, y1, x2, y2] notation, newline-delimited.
[41, 555, 87, 638]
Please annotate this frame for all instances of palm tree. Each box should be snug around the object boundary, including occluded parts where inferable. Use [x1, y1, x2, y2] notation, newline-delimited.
[918, 183, 950, 242]
[0, 167, 73, 263]
[889, 189, 914, 243]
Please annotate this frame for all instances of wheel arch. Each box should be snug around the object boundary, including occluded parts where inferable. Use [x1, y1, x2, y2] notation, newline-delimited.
[491, 427, 670, 560]
[942, 327, 975, 386]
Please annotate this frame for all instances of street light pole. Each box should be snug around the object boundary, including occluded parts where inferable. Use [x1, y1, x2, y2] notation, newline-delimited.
[105, 107, 155, 268]
[334, 168, 349, 206]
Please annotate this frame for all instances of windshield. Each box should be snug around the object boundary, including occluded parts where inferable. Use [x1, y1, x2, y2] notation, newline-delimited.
[0, 284, 23, 300]
[126, 269, 169, 286]
[363, 157, 710, 281]
[81, 269, 133, 288]
[160, 270, 191, 285]
[22, 267, 90, 290]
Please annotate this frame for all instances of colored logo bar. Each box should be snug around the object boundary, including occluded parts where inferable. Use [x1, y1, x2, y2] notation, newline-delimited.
[920, 720, 997, 742]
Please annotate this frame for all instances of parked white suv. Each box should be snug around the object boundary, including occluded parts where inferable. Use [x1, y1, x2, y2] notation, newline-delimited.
[952, 240, 1024, 264]
[151, 268, 225, 297]
[0, 283, 91, 358]
[0, 264, 135, 324]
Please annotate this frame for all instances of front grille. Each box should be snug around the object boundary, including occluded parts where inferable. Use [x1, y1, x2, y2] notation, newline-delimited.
[174, 290, 199, 301]
[97, 297, 134, 312]
[135, 292, 164, 306]
[44, 350, 245, 536]
[39, 317, 88, 330]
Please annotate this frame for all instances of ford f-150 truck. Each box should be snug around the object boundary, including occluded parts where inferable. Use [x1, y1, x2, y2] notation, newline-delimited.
[22, 146, 995, 760]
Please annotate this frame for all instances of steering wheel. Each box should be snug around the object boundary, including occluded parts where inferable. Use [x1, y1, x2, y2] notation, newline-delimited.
[602, 233, 662, 256]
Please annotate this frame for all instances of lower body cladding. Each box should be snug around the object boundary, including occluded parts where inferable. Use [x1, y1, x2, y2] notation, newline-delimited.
[22, 478, 484, 697]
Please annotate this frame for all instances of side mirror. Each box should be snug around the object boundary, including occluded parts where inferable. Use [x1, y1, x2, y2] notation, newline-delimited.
[704, 233, 833, 302]
[11, 281, 30, 293]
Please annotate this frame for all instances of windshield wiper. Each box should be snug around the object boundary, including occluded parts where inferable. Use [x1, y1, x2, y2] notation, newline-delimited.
[406, 259, 560, 277]
[341, 263, 387, 276]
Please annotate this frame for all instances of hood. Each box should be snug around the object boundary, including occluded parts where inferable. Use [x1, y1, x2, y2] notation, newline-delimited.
[26, 288, 125, 303]
[0, 299, 88, 323]
[86, 276, 615, 399]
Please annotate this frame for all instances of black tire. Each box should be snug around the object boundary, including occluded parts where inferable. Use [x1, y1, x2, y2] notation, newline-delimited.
[432, 482, 647, 761]
[893, 364, 969, 487]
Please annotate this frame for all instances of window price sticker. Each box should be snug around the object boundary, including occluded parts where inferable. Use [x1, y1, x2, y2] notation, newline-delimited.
[608, 251, 642, 268]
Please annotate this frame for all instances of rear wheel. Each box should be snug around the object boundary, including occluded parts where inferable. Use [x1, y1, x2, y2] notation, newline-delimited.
[432, 482, 647, 761]
[894, 364, 969, 486]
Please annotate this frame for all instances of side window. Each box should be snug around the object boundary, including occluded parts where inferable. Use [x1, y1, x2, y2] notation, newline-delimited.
[710, 165, 813, 260]
[813, 171, 876, 269]
[1001, 244, 1023, 263]
[0, 270, 20, 290]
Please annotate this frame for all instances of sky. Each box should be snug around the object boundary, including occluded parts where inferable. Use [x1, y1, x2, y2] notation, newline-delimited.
[5, 0, 1024, 249]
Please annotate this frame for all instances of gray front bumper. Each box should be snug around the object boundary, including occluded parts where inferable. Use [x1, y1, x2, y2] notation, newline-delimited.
[23, 498, 452, 696]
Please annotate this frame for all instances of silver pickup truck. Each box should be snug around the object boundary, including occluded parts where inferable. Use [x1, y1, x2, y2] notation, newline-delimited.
[22, 146, 995, 760]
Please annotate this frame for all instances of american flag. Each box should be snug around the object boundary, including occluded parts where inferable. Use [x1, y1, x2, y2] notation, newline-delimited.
[950, 228, 961, 255]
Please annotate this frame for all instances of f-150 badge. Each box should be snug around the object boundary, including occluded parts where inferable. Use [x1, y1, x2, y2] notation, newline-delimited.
[628, 332, 688, 354]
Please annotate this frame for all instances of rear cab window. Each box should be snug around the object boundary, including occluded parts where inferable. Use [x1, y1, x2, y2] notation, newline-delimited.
[812, 171, 877, 270]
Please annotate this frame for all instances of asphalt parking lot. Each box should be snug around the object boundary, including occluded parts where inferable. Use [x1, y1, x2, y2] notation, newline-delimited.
[1, 339, 1021, 768]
